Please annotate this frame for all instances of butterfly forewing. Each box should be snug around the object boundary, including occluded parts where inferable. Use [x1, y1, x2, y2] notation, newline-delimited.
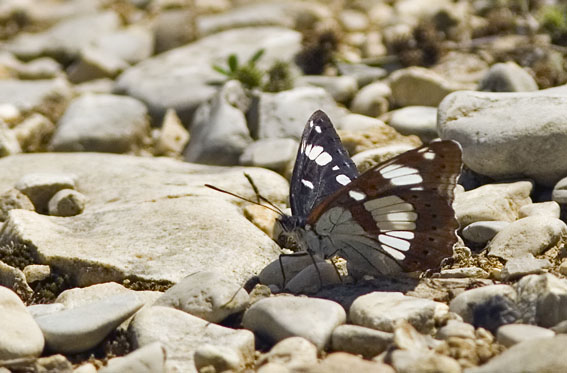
[290, 110, 359, 218]
[307, 140, 462, 273]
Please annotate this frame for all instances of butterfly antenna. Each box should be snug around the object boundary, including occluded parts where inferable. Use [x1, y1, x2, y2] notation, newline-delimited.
[243, 172, 285, 215]
[204, 184, 282, 215]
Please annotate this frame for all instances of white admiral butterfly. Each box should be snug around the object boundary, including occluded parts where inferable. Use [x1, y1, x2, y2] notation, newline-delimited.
[276, 110, 462, 276]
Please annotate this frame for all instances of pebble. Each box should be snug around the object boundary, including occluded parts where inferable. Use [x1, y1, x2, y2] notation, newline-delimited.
[453, 181, 532, 227]
[387, 106, 438, 142]
[240, 138, 298, 173]
[436, 319, 476, 340]
[0, 188, 34, 222]
[518, 201, 560, 218]
[438, 267, 489, 279]
[153, 9, 197, 53]
[129, 306, 254, 373]
[184, 80, 252, 166]
[99, 342, 165, 373]
[154, 109, 190, 157]
[0, 260, 34, 300]
[48, 189, 86, 216]
[193, 344, 245, 373]
[257, 337, 318, 371]
[67, 47, 128, 83]
[34, 292, 143, 353]
[27, 303, 65, 319]
[22, 264, 51, 283]
[551, 319, 567, 333]
[438, 90, 567, 186]
[514, 273, 567, 327]
[449, 285, 518, 332]
[308, 352, 395, 373]
[349, 81, 391, 117]
[385, 349, 461, 373]
[337, 63, 387, 87]
[552, 176, 567, 204]
[389, 67, 463, 107]
[12, 113, 55, 153]
[92, 25, 154, 65]
[351, 143, 416, 173]
[284, 261, 342, 294]
[0, 286, 44, 360]
[349, 292, 442, 334]
[242, 295, 346, 349]
[296, 75, 358, 104]
[466, 335, 567, 373]
[0, 121, 21, 156]
[496, 324, 555, 347]
[259, 255, 324, 289]
[487, 217, 567, 260]
[50, 93, 149, 153]
[501, 257, 552, 280]
[479, 61, 539, 92]
[331, 324, 393, 358]
[14, 172, 76, 214]
[154, 271, 249, 323]
[461, 221, 510, 244]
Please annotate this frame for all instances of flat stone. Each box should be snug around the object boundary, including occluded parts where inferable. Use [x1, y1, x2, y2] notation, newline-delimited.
[461, 221, 510, 244]
[0, 261, 33, 300]
[387, 106, 438, 142]
[257, 337, 318, 371]
[449, 284, 518, 332]
[466, 335, 567, 373]
[331, 324, 393, 358]
[496, 324, 555, 347]
[439, 267, 489, 279]
[296, 75, 358, 104]
[0, 153, 286, 286]
[436, 319, 476, 340]
[240, 138, 298, 173]
[27, 303, 65, 319]
[307, 352, 395, 373]
[501, 257, 552, 281]
[438, 90, 567, 186]
[14, 172, 76, 214]
[487, 217, 567, 260]
[385, 349, 461, 373]
[0, 188, 34, 222]
[514, 273, 567, 327]
[154, 271, 249, 323]
[92, 25, 154, 65]
[453, 181, 532, 227]
[34, 292, 143, 353]
[258, 255, 323, 289]
[284, 261, 341, 294]
[128, 306, 254, 373]
[337, 63, 387, 87]
[99, 342, 165, 373]
[116, 27, 301, 124]
[349, 81, 390, 117]
[519, 201, 560, 219]
[349, 292, 442, 334]
[479, 62, 538, 92]
[0, 286, 44, 360]
[242, 295, 346, 349]
[50, 94, 149, 153]
[67, 47, 129, 83]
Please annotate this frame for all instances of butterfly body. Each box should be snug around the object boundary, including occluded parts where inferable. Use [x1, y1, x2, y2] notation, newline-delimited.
[276, 110, 462, 276]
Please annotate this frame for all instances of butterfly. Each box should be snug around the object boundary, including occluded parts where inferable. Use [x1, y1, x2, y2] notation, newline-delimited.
[276, 110, 462, 277]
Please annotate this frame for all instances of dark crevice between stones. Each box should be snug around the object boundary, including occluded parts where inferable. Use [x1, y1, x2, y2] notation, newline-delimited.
[122, 276, 174, 292]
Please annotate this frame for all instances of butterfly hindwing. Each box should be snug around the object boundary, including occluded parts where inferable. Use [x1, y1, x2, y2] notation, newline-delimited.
[290, 110, 359, 219]
[307, 140, 462, 273]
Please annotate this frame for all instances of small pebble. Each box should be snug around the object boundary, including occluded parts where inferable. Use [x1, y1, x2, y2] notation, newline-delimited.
[23, 264, 51, 283]
[15, 173, 76, 213]
[519, 201, 560, 219]
[496, 324, 555, 347]
[193, 344, 244, 373]
[258, 337, 318, 371]
[331, 324, 393, 358]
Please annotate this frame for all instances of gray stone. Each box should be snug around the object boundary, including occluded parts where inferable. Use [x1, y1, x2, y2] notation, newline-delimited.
[349, 81, 390, 117]
[93, 25, 154, 65]
[14, 172, 76, 214]
[258, 337, 318, 371]
[331, 324, 393, 358]
[75, 78, 115, 95]
[154, 271, 249, 323]
[501, 257, 552, 280]
[0, 286, 44, 359]
[390, 67, 464, 107]
[48, 189, 86, 217]
[337, 63, 387, 87]
[449, 284, 518, 332]
[152, 9, 197, 54]
[0, 188, 34, 222]
[339, 9, 369, 32]
[23, 264, 51, 283]
[34, 292, 143, 353]
[519, 201, 560, 219]
[461, 221, 510, 244]
[50, 94, 149, 153]
[438, 90, 567, 186]
[309, 352, 395, 373]
[34, 354, 73, 373]
[296, 75, 358, 104]
[67, 47, 129, 83]
[0, 261, 33, 301]
[487, 217, 567, 260]
[436, 319, 475, 340]
[514, 273, 567, 327]
[387, 106, 438, 142]
[439, 267, 489, 279]
[349, 292, 442, 334]
[117, 27, 301, 124]
[12, 113, 55, 153]
[496, 324, 554, 347]
[336, 113, 389, 132]
[0, 121, 21, 157]
[479, 62, 538, 92]
[284, 261, 341, 294]
[258, 255, 323, 289]
[553, 176, 567, 204]
[250, 87, 344, 140]
[0, 153, 286, 287]
[0, 78, 72, 121]
[240, 138, 298, 173]
[154, 109, 189, 157]
[453, 181, 532, 227]
[99, 342, 165, 373]
[386, 349, 461, 373]
[6, 12, 121, 61]
[392, 319, 435, 351]
[465, 335, 567, 373]
[128, 306, 254, 373]
[15, 57, 63, 80]
[551, 320, 567, 333]
[194, 344, 246, 373]
[183, 80, 252, 165]
[242, 296, 346, 349]
[27, 303, 65, 319]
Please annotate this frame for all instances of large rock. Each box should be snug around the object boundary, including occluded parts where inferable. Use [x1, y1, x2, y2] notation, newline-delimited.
[438, 90, 567, 186]
[0, 153, 287, 286]
[116, 27, 302, 124]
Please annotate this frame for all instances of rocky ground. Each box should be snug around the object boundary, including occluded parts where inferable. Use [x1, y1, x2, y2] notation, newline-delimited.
[1, 0, 567, 372]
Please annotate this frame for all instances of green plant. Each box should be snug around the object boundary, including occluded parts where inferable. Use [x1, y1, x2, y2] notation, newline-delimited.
[213, 49, 266, 89]
[539, 5, 567, 45]
[263, 60, 294, 92]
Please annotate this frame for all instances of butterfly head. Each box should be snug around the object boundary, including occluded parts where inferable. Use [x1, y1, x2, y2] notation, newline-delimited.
[275, 214, 308, 251]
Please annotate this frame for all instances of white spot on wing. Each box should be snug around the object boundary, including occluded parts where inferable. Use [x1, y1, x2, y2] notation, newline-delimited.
[349, 190, 366, 201]
[304, 144, 312, 155]
[374, 211, 418, 222]
[315, 126, 322, 133]
[410, 187, 424, 191]
[382, 245, 406, 260]
[309, 120, 314, 128]
[315, 151, 332, 166]
[364, 196, 404, 211]
[332, 166, 339, 171]
[386, 231, 415, 239]
[301, 179, 314, 189]
[379, 234, 411, 251]
[423, 152, 435, 160]
[336, 174, 351, 185]
[381, 166, 419, 179]
[378, 221, 416, 231]
[368, 202, 414, 214]
[307, 145, 323, 160]
[391, 174, 423, 186]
